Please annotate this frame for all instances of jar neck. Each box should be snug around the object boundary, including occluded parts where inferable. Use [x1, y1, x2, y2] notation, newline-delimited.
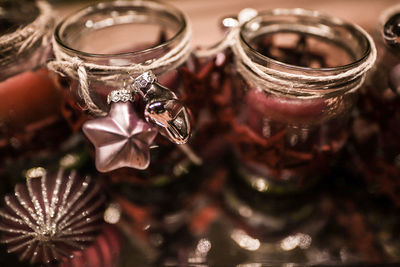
[236, 9, 375, 98]
[54, 0, 188, 78]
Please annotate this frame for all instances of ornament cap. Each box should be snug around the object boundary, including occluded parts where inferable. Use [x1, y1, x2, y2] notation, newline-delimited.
[107, 89, 134, 104]
[131, 71, 157, 96]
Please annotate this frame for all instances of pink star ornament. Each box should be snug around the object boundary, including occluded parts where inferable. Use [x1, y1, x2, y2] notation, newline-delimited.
[83, 102, 158, 172]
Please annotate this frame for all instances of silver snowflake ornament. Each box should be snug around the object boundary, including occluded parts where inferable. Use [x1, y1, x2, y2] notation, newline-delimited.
[0, 169, 106, 264]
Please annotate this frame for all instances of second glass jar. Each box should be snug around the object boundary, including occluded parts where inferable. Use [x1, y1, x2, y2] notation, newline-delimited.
[226, 9, 376, 190]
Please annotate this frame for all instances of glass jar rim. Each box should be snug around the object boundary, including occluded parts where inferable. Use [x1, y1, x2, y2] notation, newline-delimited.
[239, 8, 372, 73]
[54, 0, 187, 59]
[379, 4, 400, 49]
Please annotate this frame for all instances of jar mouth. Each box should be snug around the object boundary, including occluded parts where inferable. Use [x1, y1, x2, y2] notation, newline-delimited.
[379, 4, 400, 49]
[239, 8, 371, 73]
[54, 0, 187, 59]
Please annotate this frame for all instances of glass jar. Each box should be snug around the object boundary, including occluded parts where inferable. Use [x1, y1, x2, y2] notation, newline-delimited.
[201, 9, 378, 263]
[52, 0, 203, 181]
[227, 8, 376, 190]
[0, 0, 71, 187]
[52, 1, 209, 262]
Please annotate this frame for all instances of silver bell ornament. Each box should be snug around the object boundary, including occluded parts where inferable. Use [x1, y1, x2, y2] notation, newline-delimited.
[132, 71, 191, 144]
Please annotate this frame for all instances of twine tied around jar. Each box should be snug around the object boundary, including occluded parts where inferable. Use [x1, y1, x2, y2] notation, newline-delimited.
[195, 8, 377, 98]
[0, 0, 53, 67]
[48, 21, 192, 116]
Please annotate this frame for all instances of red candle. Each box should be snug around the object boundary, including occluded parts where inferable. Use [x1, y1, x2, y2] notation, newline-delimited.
[0, 69, 61, 130]
[246, 89, 327, 125]
[232, 83, 351, 183]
